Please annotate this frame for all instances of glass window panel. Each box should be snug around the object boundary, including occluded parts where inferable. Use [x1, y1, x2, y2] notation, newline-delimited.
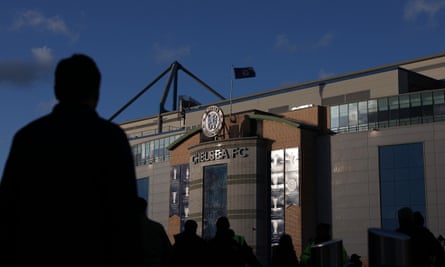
[410, 94, 422, 124]
[202, 164, 227, 240]
[137, 177, 149, 203]
[411, 180, 426, 205]
[379, 147, 394, 170]
[434, 91, 445, 104]
[389, 96, 399, 127]
[368, 99, 377, 129]
[395, 181, 411, 205]
[433, 91, 445, 121]
[134, 143, 143, 166]
[399, 95, 410, 125]
[422, 92, 434, 123]
[379, 143, 425, 230]
[141, 143, 145, 163]
[399, 95, 410, 108]
[145, 142, 150, 162]
[378, 98, 389, 128]
[380, 181, 395, 206]
[154, 139, 160, 162]
[422, 92, 433, 105]
[378, 98, 388, 111]
[330, 106, 339, 130]
[160, 138, 165, 160]
[395, 168, 411, 180]
[348, 103, 358, 131]
[339, 104, 348, 132]
[149, 141, 154, 161]
[389, 96, 399, 109]
[358, 101, 368, 131]
[410, 94, 421, 107]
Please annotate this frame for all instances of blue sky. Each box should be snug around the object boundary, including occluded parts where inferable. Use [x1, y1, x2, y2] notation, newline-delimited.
[1, 0, 445, 176]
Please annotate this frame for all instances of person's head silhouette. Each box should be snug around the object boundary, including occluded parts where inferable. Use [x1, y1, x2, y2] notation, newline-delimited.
[184, 219, 198, 234]
[216, 216, 230, 232]
[54, 53, 101, 108]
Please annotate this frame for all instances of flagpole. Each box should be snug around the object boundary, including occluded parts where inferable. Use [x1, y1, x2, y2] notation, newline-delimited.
[230, 65, 235, 122]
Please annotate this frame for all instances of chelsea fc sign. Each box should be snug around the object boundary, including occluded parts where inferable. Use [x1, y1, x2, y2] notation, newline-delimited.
[202, 105, 224, 138]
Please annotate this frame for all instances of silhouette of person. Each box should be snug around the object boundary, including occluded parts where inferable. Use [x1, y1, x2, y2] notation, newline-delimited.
[208, 216, 262, 267]
[171, 219, 208, 267]
[300, 223, 348, 267]
[0, 54, 142, 267]
[396, 207, 444, 266]
[137, 197, 172, 267]
[271, 233, 300, 267]
[346, 253, 362, 267]
[412, 211, 445, 267]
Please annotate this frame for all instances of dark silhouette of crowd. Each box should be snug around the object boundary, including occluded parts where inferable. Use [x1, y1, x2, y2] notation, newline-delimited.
[8, 52, 433, 267]
[396, 207, 445, 267]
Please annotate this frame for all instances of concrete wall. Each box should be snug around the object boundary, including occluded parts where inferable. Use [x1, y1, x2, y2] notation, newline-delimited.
[330, 121, 445, 261]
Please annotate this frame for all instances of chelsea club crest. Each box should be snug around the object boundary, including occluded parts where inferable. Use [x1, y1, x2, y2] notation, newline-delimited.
[202, 105, 224, 138]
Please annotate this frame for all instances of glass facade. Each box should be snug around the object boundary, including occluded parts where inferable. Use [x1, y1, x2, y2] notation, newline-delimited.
[131, 134, 181, 166]
[202, 164, 227, 240]
[137, 177, 149, 212]
[379, 143, 425, 230]
[169, 164, 190, 230]
[330, 89, 445, 133]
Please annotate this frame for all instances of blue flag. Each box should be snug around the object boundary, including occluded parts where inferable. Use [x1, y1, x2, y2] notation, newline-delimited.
[234, 67, 256, 79]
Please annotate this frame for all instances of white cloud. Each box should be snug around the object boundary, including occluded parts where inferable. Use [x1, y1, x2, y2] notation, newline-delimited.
[319, 69, 335, 79]
[153, 43, 191, 65]
[32, 46, 54, 66]
[0, 47, 55, 87]
[274, 34, 298, 54]
[404, 0, 445, 20]
[11, 9, 78, 41]
[316, 33, 334, 48]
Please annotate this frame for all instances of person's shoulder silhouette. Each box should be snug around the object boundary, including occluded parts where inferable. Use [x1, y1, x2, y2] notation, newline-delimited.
[171, 219, 208, 267]
[137, 197, 172, 267]
[0, 53, 142, 267]
[272, 233, 300, 267]
[412, 211, 445, 267]
[208, 216, 262, 267]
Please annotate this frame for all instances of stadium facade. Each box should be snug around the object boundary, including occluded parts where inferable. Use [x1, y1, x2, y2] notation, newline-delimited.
[118, 52, 445, 265]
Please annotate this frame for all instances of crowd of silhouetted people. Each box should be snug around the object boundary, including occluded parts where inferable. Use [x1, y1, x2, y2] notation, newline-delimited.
[1, 53, 444, 267]
[396, 207, 445, 267]
[142, 215, 263, 267]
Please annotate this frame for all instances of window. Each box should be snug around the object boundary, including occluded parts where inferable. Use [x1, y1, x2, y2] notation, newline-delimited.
[348, 103, 358, 132]
[339, 104, 348, 132]
[434, 91, 445, 121]
[137, 177, 149, 213]
[379, 143, 425, 230]
[388, 96, 399, 127]
[202, 164, 227, 240]
[358, 101, 368, 131]
[329, 89, 445, 133]
[330, 106, 339, 131]
[422, 92, 433, 123]
[399, 95, 410, 126]
[410, 94, 422, 124]
[377, 98, 389, 128]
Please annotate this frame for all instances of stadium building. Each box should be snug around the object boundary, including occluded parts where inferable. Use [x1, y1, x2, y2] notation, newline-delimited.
[115, 52, 445, 265]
